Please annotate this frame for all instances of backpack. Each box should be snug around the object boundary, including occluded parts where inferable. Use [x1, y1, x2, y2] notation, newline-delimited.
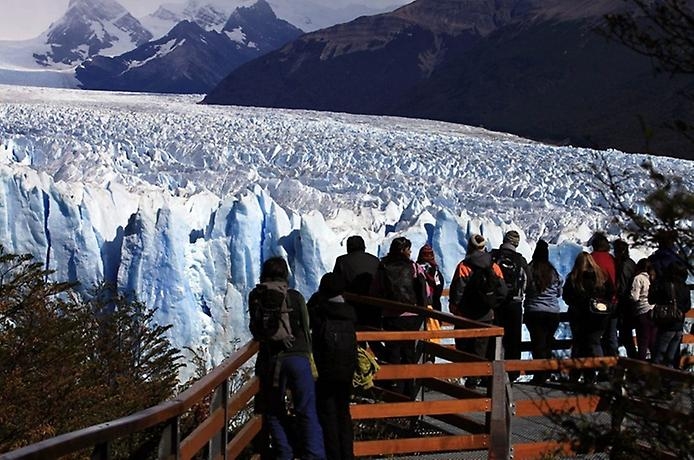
[314, 316, 357, 381]
[492, 250, 525, 301]
[380, 261, 418, 305]
[248, 280, 295, 349]
[462, 265, 502, 313]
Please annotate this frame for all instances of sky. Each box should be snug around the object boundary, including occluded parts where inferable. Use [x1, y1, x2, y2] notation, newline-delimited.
[0, 0, 412, 40]
[0, 0, 164, 40]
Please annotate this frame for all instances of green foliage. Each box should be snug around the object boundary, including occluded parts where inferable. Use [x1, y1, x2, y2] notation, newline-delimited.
[0, 246, 183, 454]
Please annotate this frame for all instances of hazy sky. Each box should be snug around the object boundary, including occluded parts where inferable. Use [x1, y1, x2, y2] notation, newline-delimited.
[0, 0, 410, 41]
[0, 0, 165, 40]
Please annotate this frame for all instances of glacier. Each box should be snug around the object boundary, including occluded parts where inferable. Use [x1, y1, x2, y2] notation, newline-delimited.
[0, 84, 691, 377]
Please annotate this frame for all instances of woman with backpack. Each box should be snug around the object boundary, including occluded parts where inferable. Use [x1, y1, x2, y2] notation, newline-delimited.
[248, 257, 325, 460]
[369, 236, 426, 397]
[524, 240, 562, 384]
[308, 273, 357, 460]
[563, 251, 614, 383]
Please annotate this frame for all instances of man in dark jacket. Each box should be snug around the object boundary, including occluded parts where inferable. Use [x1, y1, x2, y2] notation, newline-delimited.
[490, 230, 529, 382]
[333, 235, 380, 327]
[308, 273, 357, 460]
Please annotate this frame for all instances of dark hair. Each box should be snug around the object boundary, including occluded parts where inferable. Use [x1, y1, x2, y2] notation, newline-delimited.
[667, 262, 688, 282]
[260, 256, 289, 282]
[388, 237, 411, 256]
[590, 232, 610, 252]
[613, 239, 629, 259]
[531, 240, 555, 292]
[318, 272, 345, 298]
[655, 230, 676, 248]
[346, 235, 366, 253]
[635, 258, 652, 274]
[532, 239, 549, 263]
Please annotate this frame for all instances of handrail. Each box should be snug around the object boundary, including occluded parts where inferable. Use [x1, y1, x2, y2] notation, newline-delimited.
[2, 291, 691, 460]
[0, 340, 260, 460]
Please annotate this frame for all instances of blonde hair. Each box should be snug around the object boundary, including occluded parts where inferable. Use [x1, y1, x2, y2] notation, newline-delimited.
[568, 252, 607, 291]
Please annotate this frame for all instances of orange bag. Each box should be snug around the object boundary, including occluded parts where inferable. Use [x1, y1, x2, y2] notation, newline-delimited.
[425, 305, 442, 344]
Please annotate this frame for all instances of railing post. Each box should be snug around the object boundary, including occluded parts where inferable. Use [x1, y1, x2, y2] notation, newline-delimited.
[488, 360, 511, 460]
[210, 377, 230, 460]
[610, 361, 627, 435]
[158, 417, 181, 460]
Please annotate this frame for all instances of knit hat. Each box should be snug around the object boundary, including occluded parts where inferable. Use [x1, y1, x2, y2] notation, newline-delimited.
[532, 239, 549, 262]
[468, 234, 487, 251]
[417, 244, 437, 265]
[503, 230, 520, 247]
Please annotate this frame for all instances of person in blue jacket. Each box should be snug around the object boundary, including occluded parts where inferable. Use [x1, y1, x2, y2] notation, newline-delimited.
[524, 240, 562, 384]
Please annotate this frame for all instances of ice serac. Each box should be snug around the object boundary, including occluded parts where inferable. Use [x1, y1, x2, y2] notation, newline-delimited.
[1, 86, 689, 377]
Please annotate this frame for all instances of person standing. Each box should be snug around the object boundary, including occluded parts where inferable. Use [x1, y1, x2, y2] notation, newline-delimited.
[649, 263, 691, 368]
[416, 244, 444, 313]
[563, 252, 614, 383]
[369, 236, 426, 396]
[524, 240, 562, 384]
[629, 258, 656, 360]
[417, 244, 445, 358]
[249, 257, 325, 460]
[332, 235, 381, 341]
[589, 232, 618, 356]
[308, 273, 357, 460]
[490, 230, 529, 382]
[613, 239, 637, 357]
[449, 234, 507, 388]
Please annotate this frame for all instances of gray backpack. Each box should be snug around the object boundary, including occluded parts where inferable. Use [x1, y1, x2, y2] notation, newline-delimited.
[248, 280, 295, 349]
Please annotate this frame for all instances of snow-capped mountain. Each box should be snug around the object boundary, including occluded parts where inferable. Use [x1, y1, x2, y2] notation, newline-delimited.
[0, 0, 152, 88]
[140, 0, 413, 37]
[1, 84, 690, 375]
[77, 1, 302, 94]
[35, 0, 152, 66]
[0, 0, 412, 91]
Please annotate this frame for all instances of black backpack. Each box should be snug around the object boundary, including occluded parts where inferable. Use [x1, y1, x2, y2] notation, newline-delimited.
[380, 261, 418, 305]
[492, 250, 525, 301]
[314, 316, 357, 382]
[248, 281, 295, 349]
[462, 265, 502, 313]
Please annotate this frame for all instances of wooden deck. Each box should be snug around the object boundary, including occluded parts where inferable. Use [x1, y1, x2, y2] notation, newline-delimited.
[2, 294, 692, 460]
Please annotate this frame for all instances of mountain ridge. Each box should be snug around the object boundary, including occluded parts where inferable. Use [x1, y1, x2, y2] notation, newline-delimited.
[76, 0, 303, 93]
[203, 0, 693, 159]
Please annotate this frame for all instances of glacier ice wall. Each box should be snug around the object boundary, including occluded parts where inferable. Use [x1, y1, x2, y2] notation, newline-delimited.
[0, 85, 689, 376]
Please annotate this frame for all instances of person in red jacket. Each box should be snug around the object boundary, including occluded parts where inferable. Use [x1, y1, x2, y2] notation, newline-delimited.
[589, 232, 618, 356]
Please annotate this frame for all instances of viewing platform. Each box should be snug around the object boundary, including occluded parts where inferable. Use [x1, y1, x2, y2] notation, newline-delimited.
[2, 294, 692, 460]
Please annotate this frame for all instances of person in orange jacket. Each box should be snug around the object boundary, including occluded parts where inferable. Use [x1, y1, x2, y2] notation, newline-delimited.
[449, 234, 507, 388]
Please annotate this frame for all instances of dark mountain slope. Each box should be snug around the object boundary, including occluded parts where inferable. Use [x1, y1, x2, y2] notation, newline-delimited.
[76, 0, 303, 94]
[202, 0, 693, 158]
